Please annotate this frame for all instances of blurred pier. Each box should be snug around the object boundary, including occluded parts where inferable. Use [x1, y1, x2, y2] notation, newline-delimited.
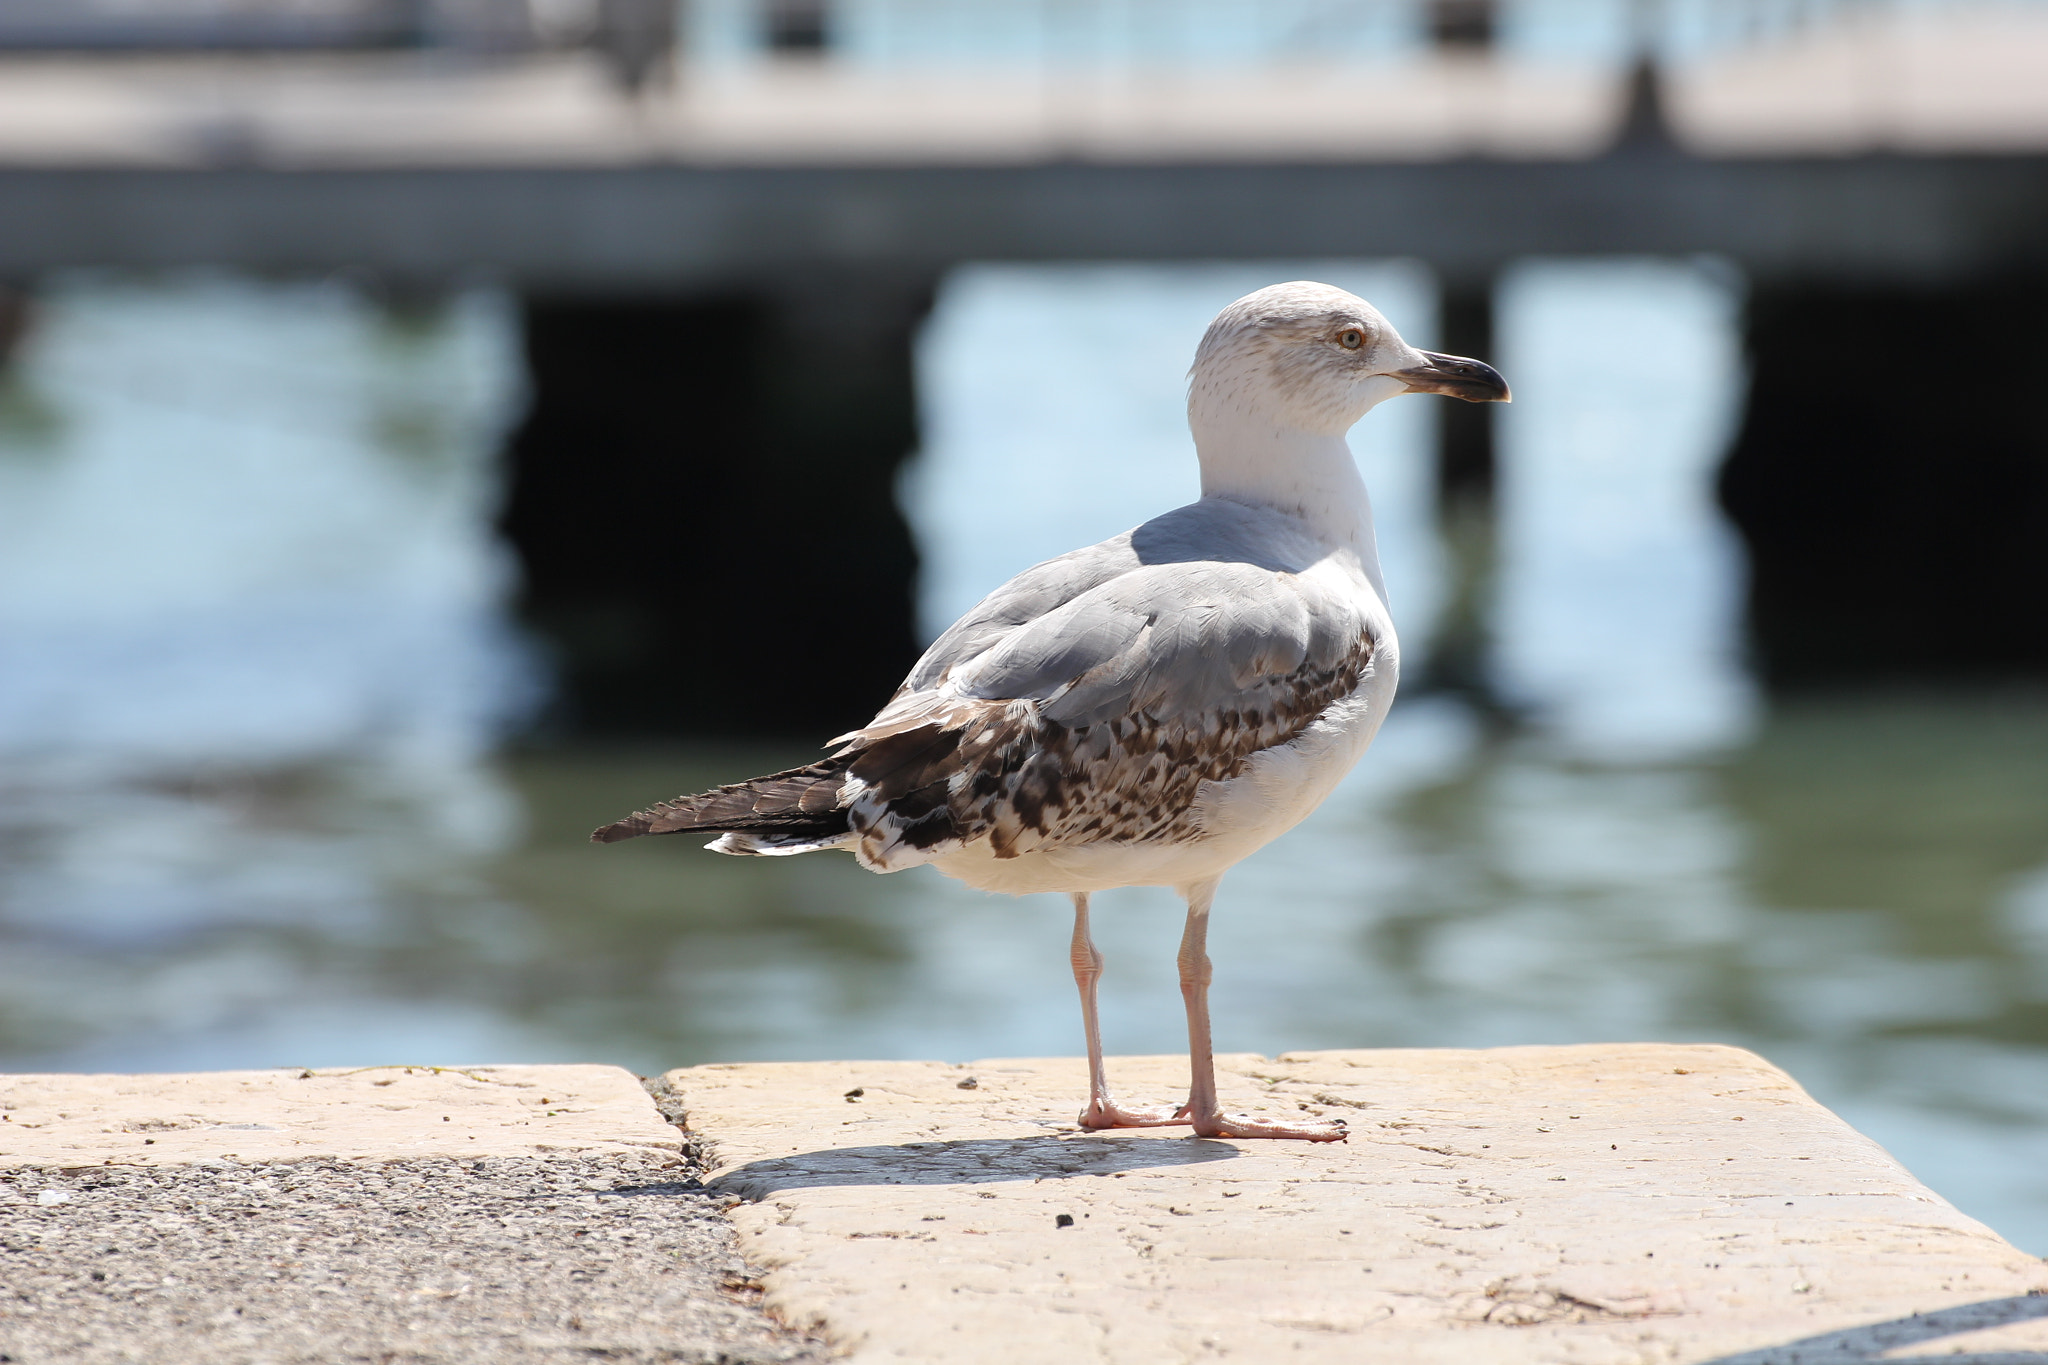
[3, 0, 2047, 726]
[4, 21, 2048, 283]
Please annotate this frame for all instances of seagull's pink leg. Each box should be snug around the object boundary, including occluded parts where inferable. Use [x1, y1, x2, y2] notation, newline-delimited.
[1176, 879, 1347, 1143]
[1070, 892, 1190, 1130]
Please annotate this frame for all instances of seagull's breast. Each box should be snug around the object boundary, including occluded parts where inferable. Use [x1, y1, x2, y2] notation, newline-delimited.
[1182, 559, 1397, 851]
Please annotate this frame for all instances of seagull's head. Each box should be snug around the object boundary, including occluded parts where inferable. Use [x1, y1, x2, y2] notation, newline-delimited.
[1189, 281, 1510, 438]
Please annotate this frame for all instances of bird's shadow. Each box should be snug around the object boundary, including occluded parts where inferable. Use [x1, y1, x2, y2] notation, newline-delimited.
[1696, 1292, 2048, 1364]
[699, 1133, 1239, 1199]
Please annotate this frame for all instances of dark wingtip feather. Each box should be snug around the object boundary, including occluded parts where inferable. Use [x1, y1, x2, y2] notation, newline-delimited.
[589, 759, 855, 849]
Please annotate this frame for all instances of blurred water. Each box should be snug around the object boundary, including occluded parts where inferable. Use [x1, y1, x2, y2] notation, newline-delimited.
[0, 273, 532, 778]
[2, 265, 2047, 1256]
[1492, 258, 1756, 759]
[683, 0, 1889, 68]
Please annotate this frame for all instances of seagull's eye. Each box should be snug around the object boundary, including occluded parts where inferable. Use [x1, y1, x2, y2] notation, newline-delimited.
[1338, 329, 1365, 350]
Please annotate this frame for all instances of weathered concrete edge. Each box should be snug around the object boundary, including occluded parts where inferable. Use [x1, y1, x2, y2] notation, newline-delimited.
[14, 1047, 2042, 1365]
[0, 1063, 685, 1170]
[659, 1045, 2048, 1365]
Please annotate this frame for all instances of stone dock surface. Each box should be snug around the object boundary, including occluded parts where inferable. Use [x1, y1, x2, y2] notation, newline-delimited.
[6, 1045, 2048, 1363]
[0, 1065, 822, 1364]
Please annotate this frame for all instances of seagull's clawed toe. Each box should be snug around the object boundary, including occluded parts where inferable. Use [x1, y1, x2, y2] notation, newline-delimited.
[1188, 1112, 1350, 1143]
[1077, 1099, 1194, 1130]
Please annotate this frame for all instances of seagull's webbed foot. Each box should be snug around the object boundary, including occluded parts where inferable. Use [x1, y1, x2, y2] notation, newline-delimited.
[1188, 1111, 1349, 1143]
[1077, 1098, 1193, 1130]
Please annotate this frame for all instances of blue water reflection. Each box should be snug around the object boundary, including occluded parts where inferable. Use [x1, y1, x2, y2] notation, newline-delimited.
[2, 265, 2046, 1257]
[0, 274, 531, 775]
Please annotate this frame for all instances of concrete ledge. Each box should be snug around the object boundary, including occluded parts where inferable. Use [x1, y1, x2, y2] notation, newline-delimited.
[0, 1063, 679, 1167]
[667, 1044, 2048, 1363]
[9, 1049, 2048, 1363]
[0, 1064, 820, 1365]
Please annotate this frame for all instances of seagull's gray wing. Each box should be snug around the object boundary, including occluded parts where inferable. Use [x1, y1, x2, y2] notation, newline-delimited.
[887, 535, 1146, 700]
[837, 500, 1379, 868]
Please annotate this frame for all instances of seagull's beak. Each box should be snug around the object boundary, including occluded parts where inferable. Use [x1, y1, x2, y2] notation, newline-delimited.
[1391, 351, 1511, 404]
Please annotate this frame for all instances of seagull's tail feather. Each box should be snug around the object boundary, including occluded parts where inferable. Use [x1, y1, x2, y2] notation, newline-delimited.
[589, 758, 853, 849]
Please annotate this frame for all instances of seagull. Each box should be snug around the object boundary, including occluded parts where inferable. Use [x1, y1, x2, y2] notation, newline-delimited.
[593, 282, 1509, 1141]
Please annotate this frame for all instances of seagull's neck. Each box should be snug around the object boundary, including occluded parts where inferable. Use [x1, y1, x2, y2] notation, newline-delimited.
[1192, 411, 1388, 601]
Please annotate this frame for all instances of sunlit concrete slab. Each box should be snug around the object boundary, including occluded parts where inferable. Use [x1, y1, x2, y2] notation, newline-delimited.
[0, 1063, 679, 1167]
[671, 1044, 2048, 1364]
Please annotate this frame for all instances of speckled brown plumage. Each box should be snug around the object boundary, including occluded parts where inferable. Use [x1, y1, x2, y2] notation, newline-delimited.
[586, 627, 1368, 857]
[843, 631, 1373, 864]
